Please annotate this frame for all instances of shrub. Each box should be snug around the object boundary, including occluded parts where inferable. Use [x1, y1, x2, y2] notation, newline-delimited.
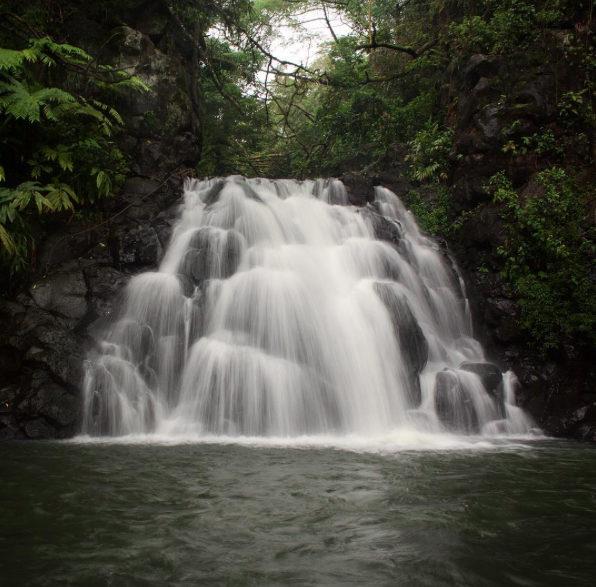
[0, 38, 146, 275]
[491, 169, 596, 351]
[406, 122, 454, 183]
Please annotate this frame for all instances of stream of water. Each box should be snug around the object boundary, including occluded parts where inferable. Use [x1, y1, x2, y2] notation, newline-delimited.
[81, 177, 532, 439]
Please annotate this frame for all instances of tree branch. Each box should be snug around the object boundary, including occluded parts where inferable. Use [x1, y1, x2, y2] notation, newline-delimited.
[356, 41, 419, 58]
[322, 3, 339, 43]
[355, 38, 438, 59]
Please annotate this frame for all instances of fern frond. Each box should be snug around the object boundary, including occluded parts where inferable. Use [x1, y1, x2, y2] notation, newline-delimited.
[0, 223, 16, 254]
[33, 38, 92, 64]
[0, 39, 92, 75]
[0, 79, 78, 123]
[109, 106, 124, 125]
[39, 53, 57, 67]
[0, 47, 33, 71]
[128, 76, 150, 92]
[43, 104, 58, 121]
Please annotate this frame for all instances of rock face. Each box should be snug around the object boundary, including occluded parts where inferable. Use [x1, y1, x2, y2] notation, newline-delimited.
[69, 3, 201, 176]
[462, 268, 596, 442]
[0, 176, 184, 441]
[338, 172, 376, 206]
[0, 2, 202, 440]
[445, 43, 596, 442]
[434, 370, 479, 433]
[374, 282, 428, 398]
[371, 36, 595, 441]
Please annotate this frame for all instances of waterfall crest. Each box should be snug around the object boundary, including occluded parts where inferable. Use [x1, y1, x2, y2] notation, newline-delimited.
[82, 176, 533, 438]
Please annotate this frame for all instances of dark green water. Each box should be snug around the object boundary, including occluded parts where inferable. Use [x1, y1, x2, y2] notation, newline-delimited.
[1, 438, 595, 587]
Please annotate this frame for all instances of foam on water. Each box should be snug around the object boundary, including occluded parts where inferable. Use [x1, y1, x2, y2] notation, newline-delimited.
[70, 429, 543, 455]
[81, 176, 536, 444]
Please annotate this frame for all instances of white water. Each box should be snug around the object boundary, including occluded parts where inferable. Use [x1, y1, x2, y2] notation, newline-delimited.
[82, 177, 534, 441]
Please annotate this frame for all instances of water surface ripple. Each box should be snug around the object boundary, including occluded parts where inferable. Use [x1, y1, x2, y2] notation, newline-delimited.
[2, 440, 595, 587]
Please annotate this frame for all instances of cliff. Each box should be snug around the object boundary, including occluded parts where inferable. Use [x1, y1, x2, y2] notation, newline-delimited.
[361, 26, 596, 441]
[0, 1, 196, 438]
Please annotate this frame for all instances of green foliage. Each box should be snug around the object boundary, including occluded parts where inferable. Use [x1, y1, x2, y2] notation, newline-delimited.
[451, 1, 533, 55]
[502, 125, 566, 158]
[403, 186, 455, 235]
[531, 129, 563, 155]
[195, 38, 271, 177]
[0, 38, 136, 275]
[557, 90, 595, 132]
[0, 38, 89, 71]
[247, 0, 444, 177]
[491, 169, 596, 351]
[449, 0, 573, 57]
[406, 123, 453, 183]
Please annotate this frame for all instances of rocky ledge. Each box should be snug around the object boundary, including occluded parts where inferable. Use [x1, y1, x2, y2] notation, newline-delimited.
[1, 1, 202, 440]
[0, 176, 183, 439]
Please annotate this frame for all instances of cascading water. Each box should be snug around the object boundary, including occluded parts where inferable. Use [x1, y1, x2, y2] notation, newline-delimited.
[81, 176, 533, 439]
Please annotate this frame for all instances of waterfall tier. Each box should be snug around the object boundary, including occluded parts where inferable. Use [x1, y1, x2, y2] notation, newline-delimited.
[82, 176, 533, 438]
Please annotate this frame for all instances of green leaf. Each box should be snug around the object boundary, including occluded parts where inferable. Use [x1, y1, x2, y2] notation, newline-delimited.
[0, 223, 15, 254]
[33, 192, 54, 213]
[57, 150, 74, 172]
[96, 171, 107, 190]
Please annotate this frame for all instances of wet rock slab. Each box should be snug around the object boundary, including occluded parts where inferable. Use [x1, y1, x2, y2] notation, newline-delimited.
[0, 177, 184, 440]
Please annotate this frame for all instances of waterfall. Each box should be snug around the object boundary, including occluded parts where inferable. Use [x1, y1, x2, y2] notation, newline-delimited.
[81, 176, 533, 438]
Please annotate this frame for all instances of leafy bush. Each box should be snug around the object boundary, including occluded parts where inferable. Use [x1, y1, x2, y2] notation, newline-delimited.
[450, 0, 541, 56]
[0, 38, 145, 275]
[557, 90, 595, 132]
[406, 122, 453, 183]
[403, 186, 454, 235]
[491, 169, 596, 351]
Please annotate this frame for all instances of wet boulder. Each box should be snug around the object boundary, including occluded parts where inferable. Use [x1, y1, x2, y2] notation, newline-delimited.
[238, 181, 263, 203]
[465, 54, 499, 87]
[22, 418, 59, 440]
[338, 172, 375, 206]
[182, 227, 243, 285]
[85, 266, 131, 316]
[179, 248, 202, 286]
[117, 225, 162, 266]
[460, 361, 505, 417]
[460, 361, 503, 397]
[22, 383, 79, 430]
[359, 208, 402, 247]
[176, 273, 195, 297]
[374, 282, 428, 399]
[29, 263, 88, 321]
[202, 180, 225, 207]
[434, 370, 479, 433]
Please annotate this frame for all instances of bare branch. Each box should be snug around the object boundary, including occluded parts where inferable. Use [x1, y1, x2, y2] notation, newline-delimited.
[322, 3, 339, 43]
[356, 41, 418, 58]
